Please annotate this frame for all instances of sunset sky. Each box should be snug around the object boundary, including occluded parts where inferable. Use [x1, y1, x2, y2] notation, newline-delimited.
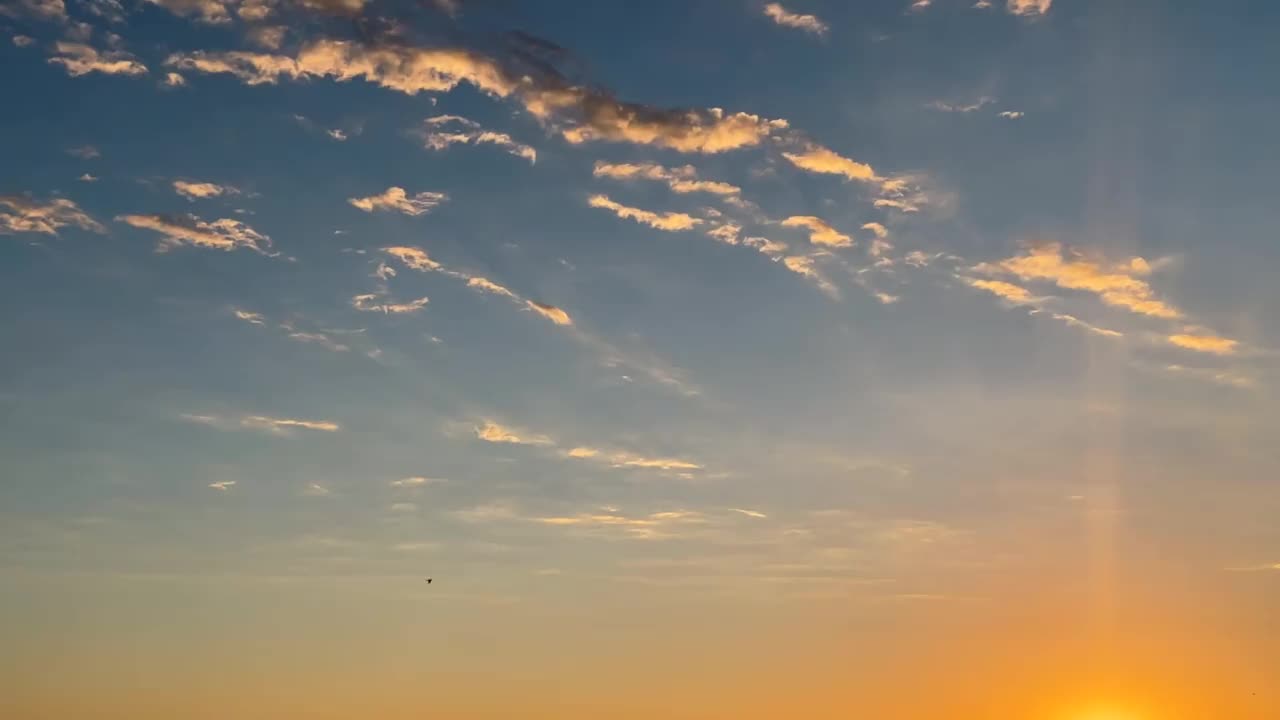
[2, 1, 1278, 718]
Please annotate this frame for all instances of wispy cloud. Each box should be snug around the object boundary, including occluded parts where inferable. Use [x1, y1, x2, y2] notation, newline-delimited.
[117, 213, 274, 254]
[593, 162, 740, 196]
[975, 243, 1181, 319]
[1038, 311, 1123, 338]
[998, 110, 1025, 119]
[78, 173, 98, 182]
[13, 35, 36, 47]
[166, 38, 787, 154]
[303, 482, 332, 497]
[379, 246, 570, 325]
[66, 145, 100, 159]
[762, 2, 829, 36]
[928, 97, 994, 113]
[348, 187, 448, 216]
[1, 195, 105, 236]
[173, 179, 238, 200]
[525, 301, 574, 326]
[390, 476, 445, 488]
[182, 413, 340, 435]
[782, 143, 878, 183]
[208, 480, 236, 491]
[561, 446, 703, 472]
[588, 194, 701, 231]
[1152, 364, 1255, 390]
[417, 115, 536, 163]
[284, 330, 350, 353]
[474, 420, 554, 446]
[966, 278, 1035, 304]
[1167, 332, 1238, 356]
[728, 508, 767, 519]
[232, 308, 266, 325]
[0, 0, 67, 21]
[162, 71, 187, 87]
[781, 216, 852, 248]
[48, 42, 147, 77]
[351, 293, 430, 314]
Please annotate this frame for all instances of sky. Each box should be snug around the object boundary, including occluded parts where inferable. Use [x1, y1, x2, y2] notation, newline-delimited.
[1, 0, 1278, 718]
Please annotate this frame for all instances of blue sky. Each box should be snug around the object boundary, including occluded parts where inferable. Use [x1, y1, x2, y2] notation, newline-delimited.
[2, 1, 1279, 717]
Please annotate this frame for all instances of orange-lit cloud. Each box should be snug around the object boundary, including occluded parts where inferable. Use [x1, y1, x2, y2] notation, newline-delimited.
[781, 215, 852, 248]
[173, 179, 237, 200]
[1, 195, 104, 235]
[588, 194, 701, 231]
[351, 293, 430, 314]
[526, 300, 573, 326]
[182, 412, 340, 434]
[382, 246, 442, 271]
[48, 42, 148, 76]
[593, 161, 740, 196]
[1007, 0, 1051, 16]
[419, 115, 537, 163]
[117, 213, 273, 254]
[348, 187, 448, 216]
[782, 143, 878, 183]
[966, 278, 1035, 304]
[474, 420, 554, 446]
[976, 243, 1181, 319]
[1167, 332, 1238, 355]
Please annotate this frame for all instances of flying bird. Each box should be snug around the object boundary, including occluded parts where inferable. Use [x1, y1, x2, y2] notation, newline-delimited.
[425, 578, 432, 584]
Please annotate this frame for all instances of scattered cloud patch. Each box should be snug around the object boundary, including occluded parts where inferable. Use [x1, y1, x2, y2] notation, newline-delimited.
[12, 35, 36, 47]
[999, 110, 1024, 119]
[232, 308, 266, 325]
[390, 476, 444, 488]
[782, 143, 878, 183]
[351, 293, 429, 314]
[781, 215, 852, 248]
[762, 3, 829, 36]
[182, 412, 339, 435]
[348, 187, 447, 216]
[418, 114, 536, 163]
[144, 0, 232, 24]
[48, 42, 147, 77]
[1167, 332, 1238, 356]
[67, 145, 100, 159]
[928, 97, 994, 113]
[593, 161, 740, 196]
[1, 195, 105, 236]
[526, 300, 573, 325]
[588, 194, 701, 231]
[117, 213, 274, 254]
[475, 420, 554, 446]
[976, 243, 1181, 319]
[208, 480, 236, 490]
[78, 173, 98, 182]
[173, 179, 238, 200]
[1007, 0, 1051, 15]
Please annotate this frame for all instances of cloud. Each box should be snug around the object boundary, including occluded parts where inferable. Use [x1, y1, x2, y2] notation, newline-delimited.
[592, 161, 740, 196]
[762, 2, 829, 35]
[67, 145, 100, 159]
[861, 222, 892, 257]
[183, 413, 339, 434]
[966, 278, 1035, 304]
[525, 301, 573, 326]
[1157, 364, 1255, 390]
[1007, 0, 1051, 15]
[1167, 332, 1238, 356]
[475, 420, 554, 446]
[928, 97, 994, 113]
[348, 187, 448, 216]
[418, 115, 537, 163]
[588, 194, 701, 231]
[166, 38, 787, 154]
[327, 129, 347, 141]
[874, 197, 921, 213]
[143, 0, 232, 24]
[781, 215, 852, 248]
[48, 42, 147, 77]
[240, 415, 340, 434]
[976, 243, 1181, 319]
[782, 143, 878, 183]
[303, 482, 331, 497]
[1041, 312, 1123, 338]
[782, 255, 838, 296]
[562, 447, 703, 471]
[467, 277, 518, 298]
[390, 476, 445, 488]
[0, 0, 67, 21]
[173, 179, 237, 200]
[116, 213, 273, 254]
[744, 236, 788, 257]
[729, 508, 767, 518]
[208, 480, 236, 490]
[390, 502, 418, 512]
[351, 293, 430, 314]
[12, 35, 36, 47]
[232, 308, 266, 325]
[78, 173, 98, 182]
[999, 110, 1025, 119]
[382, 246, 442, 271]
[1, 195, 105, 236]
[285, 331, 349, 352]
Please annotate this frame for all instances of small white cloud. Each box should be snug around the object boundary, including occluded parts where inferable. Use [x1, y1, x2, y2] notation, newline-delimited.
[390, 502, 418, 512]
[173, 179, 238, 200]
[12, 35, 36, 47]
[998, 110, 1025, 119]
[208, 480, 236, 490]
[728, 508, 767, 519]
[163, 72, 186, 87]
[304, 482, 331, 496]
[78, 173, 98, 183]
[232, 308, 266, 325]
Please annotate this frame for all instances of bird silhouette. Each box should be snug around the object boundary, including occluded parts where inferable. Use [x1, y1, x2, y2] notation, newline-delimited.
[426, 578, 432, 584]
